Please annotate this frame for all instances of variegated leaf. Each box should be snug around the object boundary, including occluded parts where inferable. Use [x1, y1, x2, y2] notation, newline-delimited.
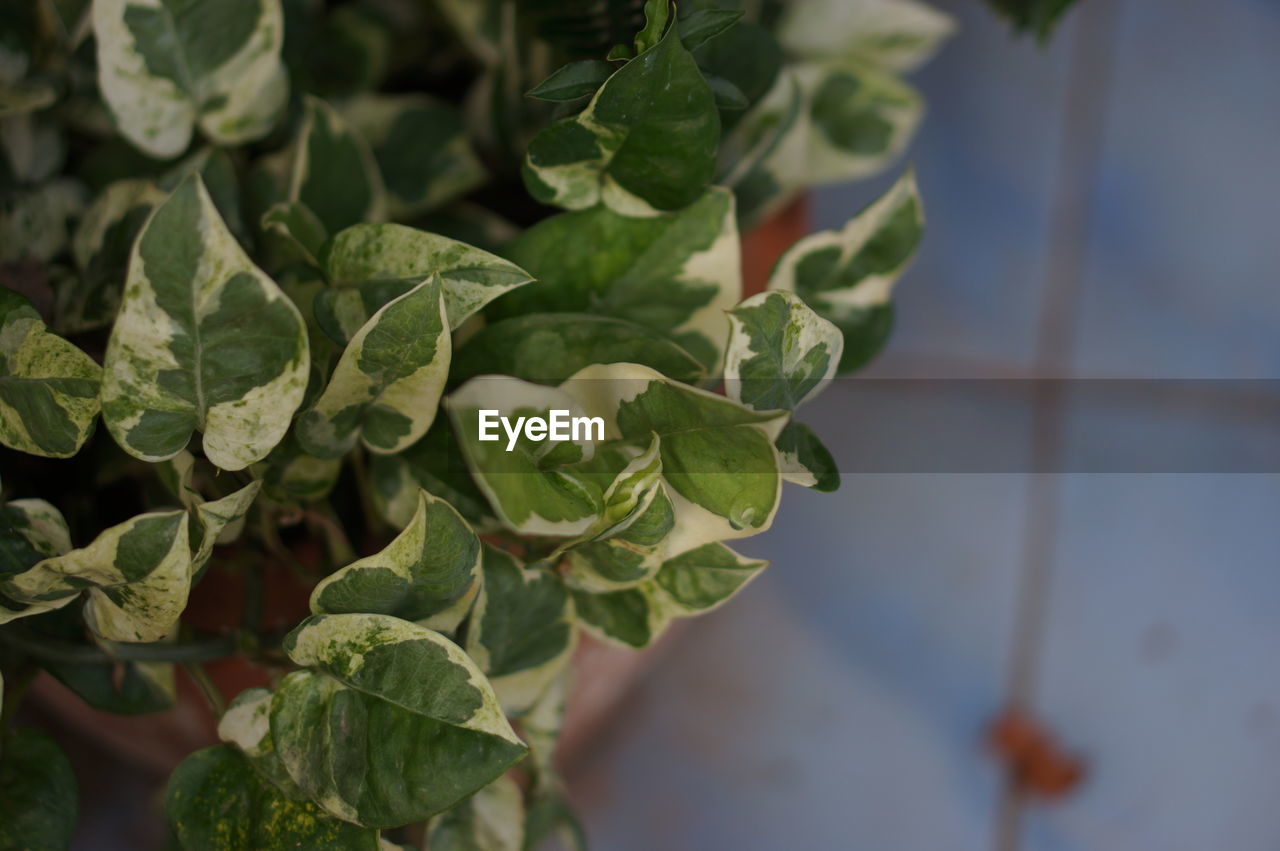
[466, 546, 576, 715]
[167, 744, 379, 850]
[291, 96, 385, 235]
[426, 774, 524, 851]
[768, 170, 921, 373]
[367, 419, 492, 529]
[0, 289, 101, 458]
[779, 0, 956, 72]
[500, 188, 741, 370]
[274, 613, 527, 827]
[452, 314, 707, 387]
[101, 175, 310, 471]
[0, 178, 84, 263]
[522, 18, 719, 215]
[342, 94, 486, 219]
[562, 363, 785, 555]
[318, 223, 532, 341]
[297, 276, 449, 457]
[311, 489, 481, 630]
[0, 510, 191, 642]
[62, 178, 167, 334]
[447, 376, 603, 538]
[93, 0, 288, 158]
[775, 420, 840, 492]
[724, 290, 843, 412]
[259, 432, 343, 503]
[570, 585, 659, 649]
[162, 451, 261, 569]
[0, 496, 74, 624]
[0, 727, 78, 851]
[261, 201, 327, 270]
[796, 61, 922, 186]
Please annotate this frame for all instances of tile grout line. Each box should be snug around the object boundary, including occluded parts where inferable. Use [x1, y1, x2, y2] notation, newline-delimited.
[995, 3, 1127, 851]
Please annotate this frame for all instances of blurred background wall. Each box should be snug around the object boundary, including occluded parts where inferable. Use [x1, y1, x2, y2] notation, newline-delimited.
[567, 1, 1280, 849]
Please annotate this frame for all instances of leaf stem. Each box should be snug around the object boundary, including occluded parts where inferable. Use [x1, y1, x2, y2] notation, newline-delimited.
[0, 625, 285, 665]
[183, 661, 226, 717]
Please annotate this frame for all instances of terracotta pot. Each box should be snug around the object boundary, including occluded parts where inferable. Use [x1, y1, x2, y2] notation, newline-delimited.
[30, 197, 812, 776]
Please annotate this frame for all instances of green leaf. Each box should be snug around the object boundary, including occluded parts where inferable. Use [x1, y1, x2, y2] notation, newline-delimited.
[311, 489, 481, 630]
[767, 170, 921, 373]
[0, 179, 85, 264]
[0, 510, 191, 642]
[779, 0, 955, 72]
[571, 586, 655, 648]
[452, 314, 707, 386]
[319, 222, 533, 338]
[634, 0, 671, 55]
[650, 540, 766, 616]
[498, 188, 741, 370]
[62, 178, 167, 334]
[367, 418, 492, 529]
[167, 745, 379, 850]
[343, 94, 486, 219]
[467, 546, 576, 714]
[527, 60, 615, 102]
[678, 8, 744, 52]
[522, 18, 719, 215]
[448, 376, 603, 537]
[101, 175, 311, 471]
[273, 613, 527, 827]
[707, 74, 749, 110]
[563, 363, 785, 554]
[261, 200, 328, 269]
[297, 276, 449, 457]
[93, 0, 288, 158]
[724, 290, 843, 411]
[259, 431, 344, 503]
[291, 96, 385, 235]
[775, 420, 840, 492]
[0, 727, 78, 851]
[0, 289, 102, 458]
[982, 0, 1078, 40]
[427, 774, 525, 851]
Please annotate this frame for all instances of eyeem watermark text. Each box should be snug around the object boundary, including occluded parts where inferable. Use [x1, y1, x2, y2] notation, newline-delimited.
[478, 409, 605, 451]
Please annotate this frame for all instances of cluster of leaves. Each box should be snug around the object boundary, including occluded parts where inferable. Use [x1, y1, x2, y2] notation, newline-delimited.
[0, 0, 959, 847]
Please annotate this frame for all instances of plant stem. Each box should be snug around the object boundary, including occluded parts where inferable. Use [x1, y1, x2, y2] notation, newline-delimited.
[0, 664, 37, 728]
[183, 661, 226, 717]
[0, 625, 283, 665]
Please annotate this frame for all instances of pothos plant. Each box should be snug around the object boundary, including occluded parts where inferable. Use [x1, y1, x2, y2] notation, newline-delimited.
[0, 0, 1065, 847]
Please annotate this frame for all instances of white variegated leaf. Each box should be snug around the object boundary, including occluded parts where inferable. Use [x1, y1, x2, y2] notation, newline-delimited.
[0, 290, 101, 458]
[426, 774, 525, 851]
[297, 276, 449, 458]
[311, 489, 481, 630]
[466, 546, 576, 715]
[775, 420, 840, 492]
[274, 613, 527, 827]
[780, 0, 956, 72]
[320, 223, 532, 338]
[290, 96, 385, 235]
[93, 0, 288, 158]
[1, 510, 191, 642]
[0, 497, 74, 624]
[101, 175, 310, 471]
[0, 178, 84, 263]
[725, 290, 843, 411]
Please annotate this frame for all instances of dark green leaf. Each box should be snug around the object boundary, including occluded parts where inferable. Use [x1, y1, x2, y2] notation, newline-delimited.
[527, 60, 615, 102]
[677, 7, 743, 51]
[0, 727, 78, 851]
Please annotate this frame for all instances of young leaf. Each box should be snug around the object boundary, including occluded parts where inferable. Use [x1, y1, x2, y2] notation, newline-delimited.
[466, 546, 576, 714]
[101, 175, 310, 471]
[167, 745, 379, 850]
[0, 289, 102, 458]
[343, 94, 486, 219]
[310, 489, 481, 630]
[571, 586, 656, 649]
[191, 481, 262, 574]
[564, 481, 674, 592]
[767, 170, 921, 373]
[93, 0, 288, 158]
[261, 201, 328, 270]
[0, 727, 78, 851]
[499, 188, 741, 370]
[320, 223, 532, 337]
[775, 420, 840, 492]
[259, 432, 343, 503]
[291, 96, 385, 235]
[0, 510, 191, 642]
[296, 276, 450, 458]
[448, 376, 603, 538]
[0, 498, 74, 624]
[779, 0, 956, 72]
[562, 363, 785, 554]
[367, 419, 492, 529]
[452, 314, 707, 387]
[634, 0, 671, 55]
[274, 613, 528, 827]
[527, 60, 615, 102]
[522, 19, 719, 215]
[724, 290, 843, 411]
[426, 774, 525, 851]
